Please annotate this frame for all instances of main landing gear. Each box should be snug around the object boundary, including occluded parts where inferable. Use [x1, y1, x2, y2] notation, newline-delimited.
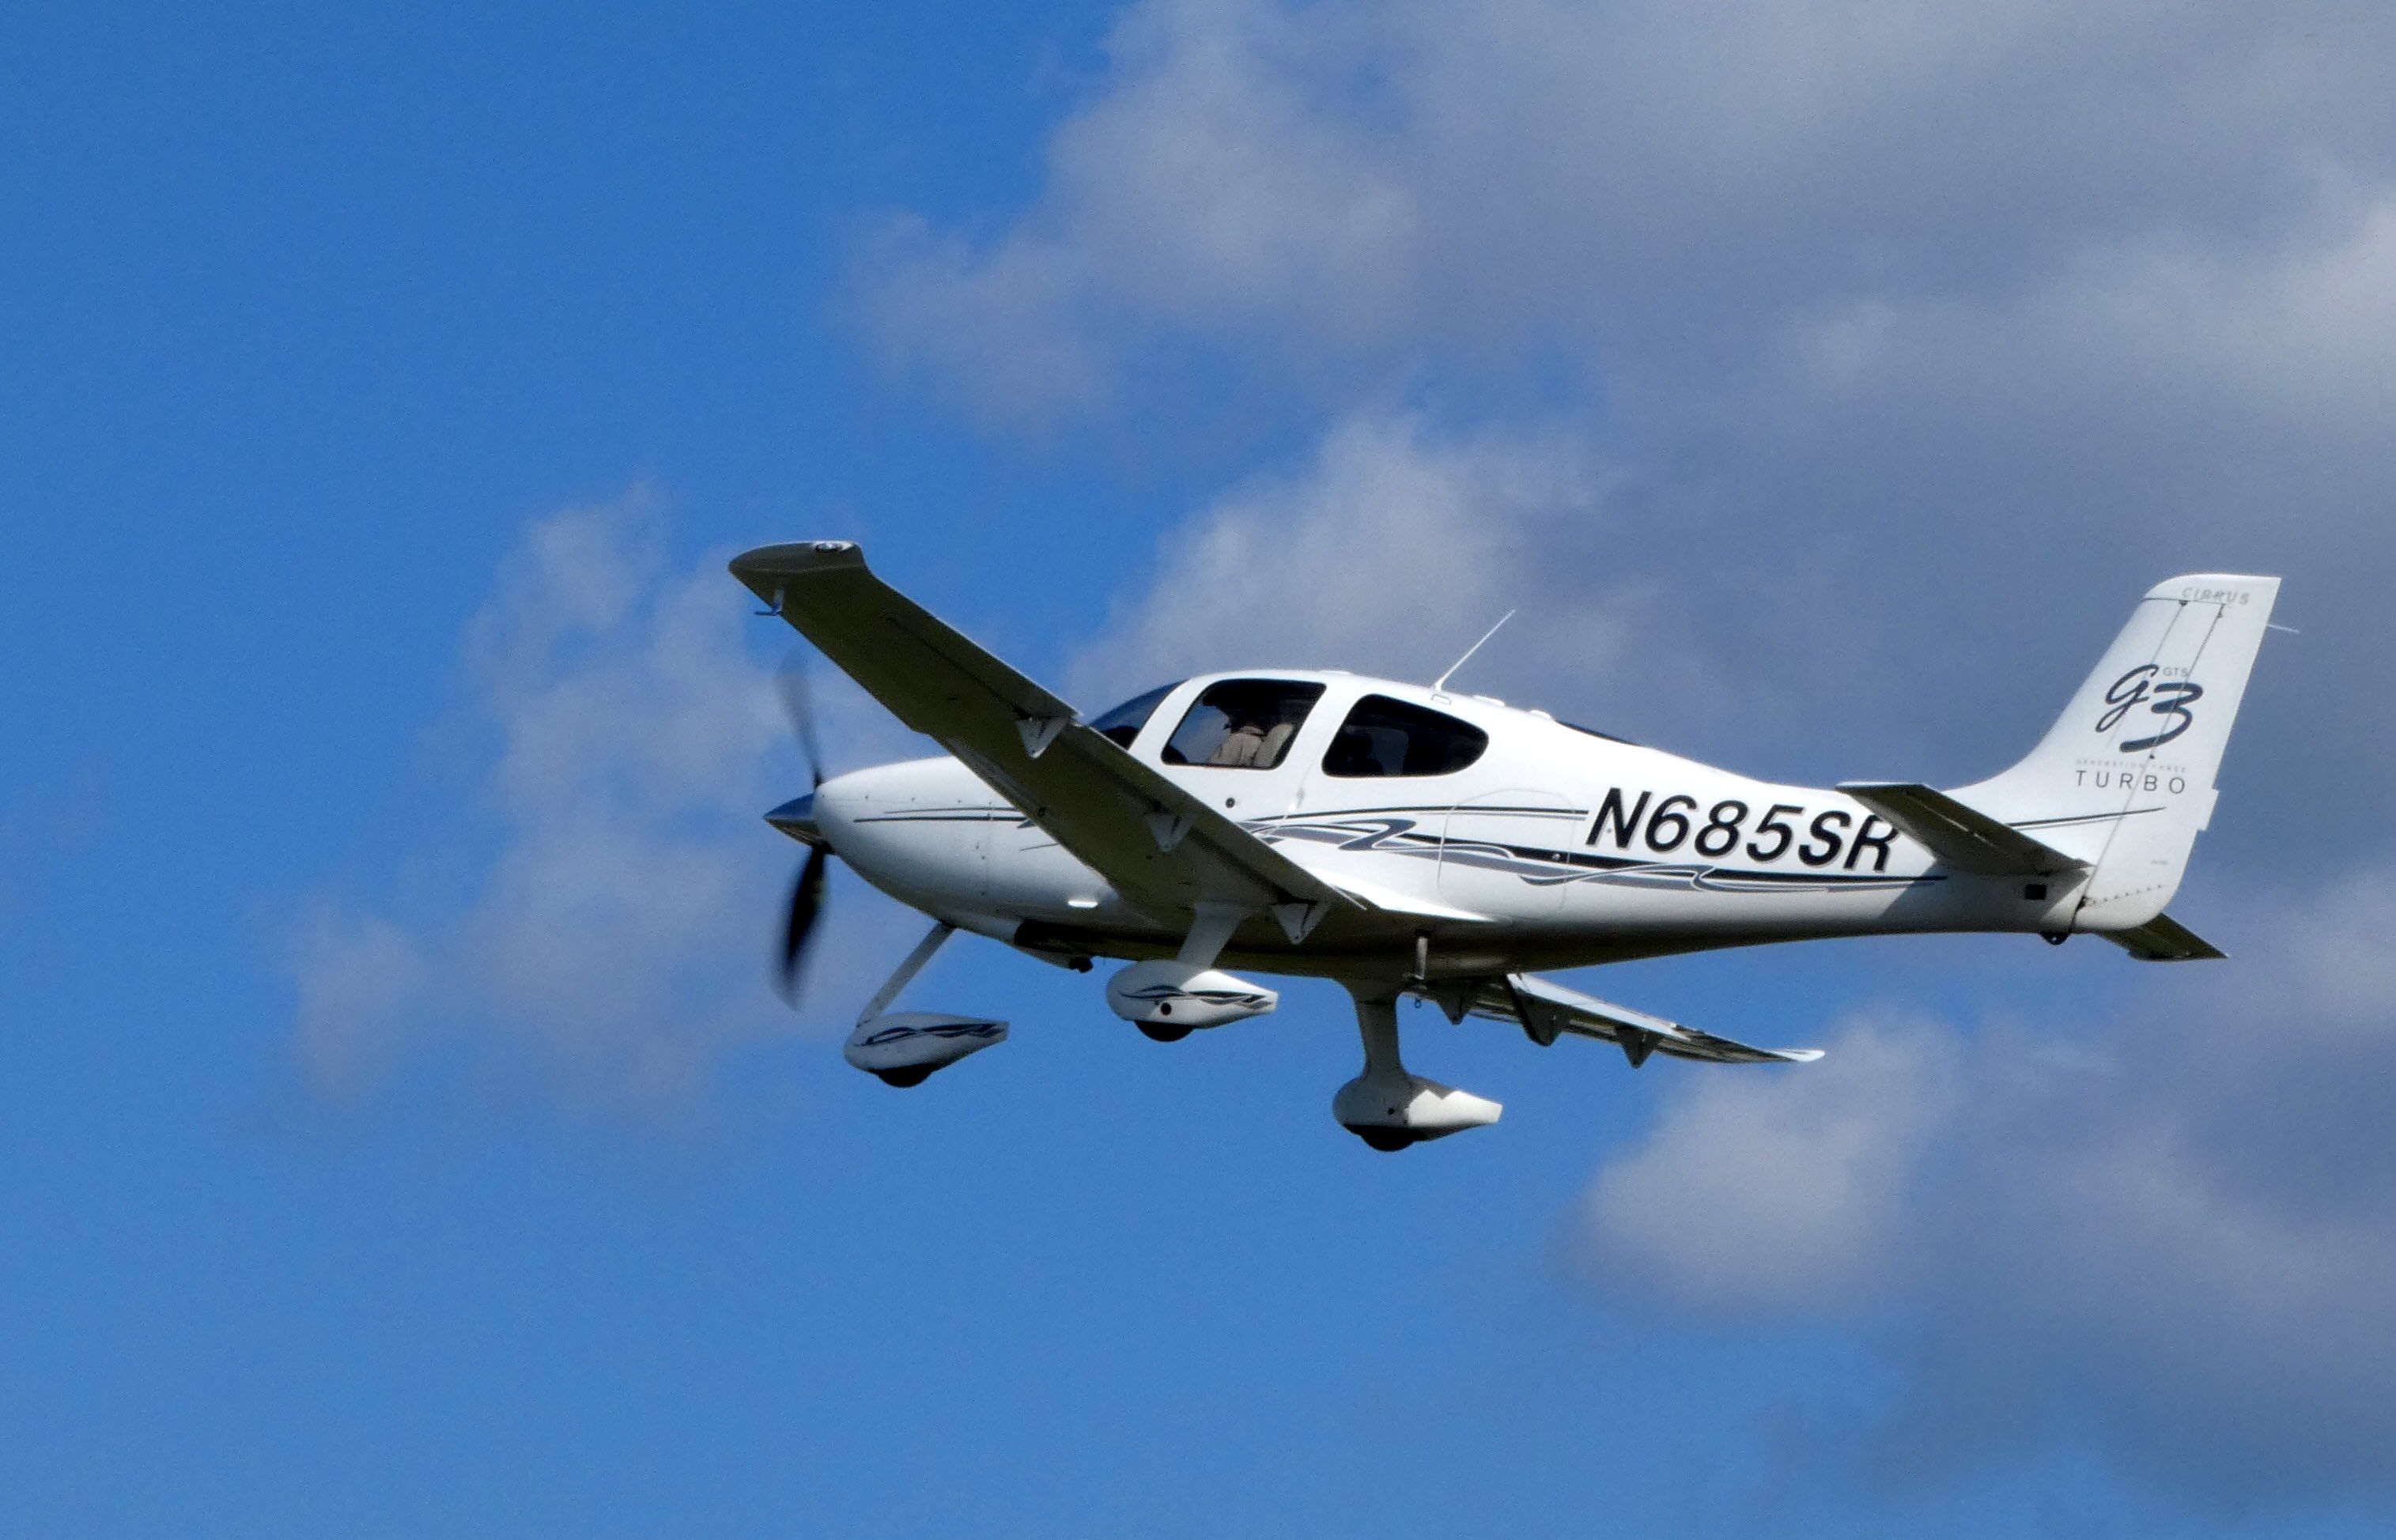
[1104, 905, 1498, 1149]
[1332, 993, 1502, 1152]
[1105, 901, 1281, 1040]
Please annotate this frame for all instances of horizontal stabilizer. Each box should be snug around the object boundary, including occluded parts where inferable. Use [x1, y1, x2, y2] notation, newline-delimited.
[1837, 781, 2088, 877]
[1455, 973, 1822, 1066]
[2100, 912, 2226, 962]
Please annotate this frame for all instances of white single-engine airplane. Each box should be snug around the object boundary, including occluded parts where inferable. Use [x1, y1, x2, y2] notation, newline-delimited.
[732, 543, 2279, 1150]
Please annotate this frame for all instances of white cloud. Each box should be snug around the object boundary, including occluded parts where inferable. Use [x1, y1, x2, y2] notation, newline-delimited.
[1575, 874, 2396, 1500]
[850, 214, 1112, 434]
[856, 0, 2396, 414]
[1766, 190, 2396, 454]
[1580, 1014, 1962, 1314]
[287, 493, 904, 1111]
[289, 906, 426, 1100]
[1062, 410, 1668, 711]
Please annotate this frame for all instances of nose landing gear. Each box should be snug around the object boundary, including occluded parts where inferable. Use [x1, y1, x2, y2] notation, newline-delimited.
[841, 922, 1010, 1087]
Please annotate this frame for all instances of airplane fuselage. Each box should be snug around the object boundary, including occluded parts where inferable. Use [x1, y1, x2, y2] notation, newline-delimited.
[735, 542, 2273, 1137]
[809, 669, 2073, 987]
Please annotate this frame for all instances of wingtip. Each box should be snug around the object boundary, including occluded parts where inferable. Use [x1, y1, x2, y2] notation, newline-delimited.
[728, 540, 867, 583]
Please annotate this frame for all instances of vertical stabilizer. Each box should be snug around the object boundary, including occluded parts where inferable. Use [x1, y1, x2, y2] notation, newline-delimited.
[1954, 575, 2281, 931]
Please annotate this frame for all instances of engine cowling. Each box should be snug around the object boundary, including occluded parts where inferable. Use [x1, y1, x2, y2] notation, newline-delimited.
[1105, 961, 1278, 1036]
[1332, 1067, 1502, 1150]
[843, 1010, 1007, 1087]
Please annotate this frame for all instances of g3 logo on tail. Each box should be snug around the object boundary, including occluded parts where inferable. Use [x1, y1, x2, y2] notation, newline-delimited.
[2098, 665, 2203, 753]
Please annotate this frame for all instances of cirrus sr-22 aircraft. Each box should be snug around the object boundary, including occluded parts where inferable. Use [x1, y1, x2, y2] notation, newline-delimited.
[731, 542, 2279, 1150]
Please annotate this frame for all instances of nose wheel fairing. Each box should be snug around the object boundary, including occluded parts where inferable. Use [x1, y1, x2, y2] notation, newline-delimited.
[841, 921, 1011, 1087]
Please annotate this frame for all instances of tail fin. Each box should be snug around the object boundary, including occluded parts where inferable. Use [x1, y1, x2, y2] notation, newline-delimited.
[1954, 574, 2281, 931]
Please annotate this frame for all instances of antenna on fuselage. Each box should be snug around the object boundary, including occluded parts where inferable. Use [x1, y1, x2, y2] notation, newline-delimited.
[1431, 610, 1516, 696]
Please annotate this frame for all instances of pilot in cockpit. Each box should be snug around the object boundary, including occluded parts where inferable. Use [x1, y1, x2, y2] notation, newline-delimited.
[1212, 708, 1272, 767]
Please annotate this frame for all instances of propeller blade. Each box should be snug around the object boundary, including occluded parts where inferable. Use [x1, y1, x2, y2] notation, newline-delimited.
[775, 650, 827, 789]
[774, 842, 831, 1006]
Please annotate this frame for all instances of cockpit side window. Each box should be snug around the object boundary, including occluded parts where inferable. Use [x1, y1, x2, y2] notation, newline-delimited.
[1161, 679, 1326, 769]
[1089, 682, 1183, 749]
[1321, 694, 1488, 777]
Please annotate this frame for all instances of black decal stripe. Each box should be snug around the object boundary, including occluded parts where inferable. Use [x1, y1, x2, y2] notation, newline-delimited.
[1271, 817, 1941, 894]
[1257, 803, 1589, 822]
[866, 807, 1941, 895]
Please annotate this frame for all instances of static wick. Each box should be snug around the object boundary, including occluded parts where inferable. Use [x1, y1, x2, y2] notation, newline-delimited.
[1432, 609, 1517, 694]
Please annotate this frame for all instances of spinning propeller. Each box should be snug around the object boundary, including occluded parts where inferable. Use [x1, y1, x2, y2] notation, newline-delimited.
[769, 654, 833, 1006]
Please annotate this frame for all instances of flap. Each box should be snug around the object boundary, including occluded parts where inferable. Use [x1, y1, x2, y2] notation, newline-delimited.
[1457, 972, 1823, 1066]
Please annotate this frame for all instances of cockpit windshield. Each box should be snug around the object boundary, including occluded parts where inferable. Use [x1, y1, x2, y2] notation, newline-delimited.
[1162, 679, 1325, 769]
[1089, 681, 1183, 749]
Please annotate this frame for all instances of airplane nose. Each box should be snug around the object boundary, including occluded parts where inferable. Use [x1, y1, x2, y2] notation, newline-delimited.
[765, 792, 822, 845]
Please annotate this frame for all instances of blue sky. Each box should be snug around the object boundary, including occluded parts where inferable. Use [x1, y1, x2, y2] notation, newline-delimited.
[8, 3, 2396, 1535]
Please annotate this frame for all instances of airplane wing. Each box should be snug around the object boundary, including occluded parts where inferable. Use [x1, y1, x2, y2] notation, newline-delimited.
[730, 541, 1362, 936]
[2099, 912, 2226, 962]
[1837, 780, 2088, 876]
[1451, 972, 1823, 1066]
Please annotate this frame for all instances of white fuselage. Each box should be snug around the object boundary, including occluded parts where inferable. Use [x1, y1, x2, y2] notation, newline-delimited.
[729, 543, 2273, 1134]
[810, 670, 2071, 986]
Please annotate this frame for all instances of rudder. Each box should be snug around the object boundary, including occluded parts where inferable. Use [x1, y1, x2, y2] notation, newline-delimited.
[1954, 574, 2281, 931]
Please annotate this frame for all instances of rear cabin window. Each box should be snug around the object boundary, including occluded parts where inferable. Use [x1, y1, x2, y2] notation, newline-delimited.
[1321, 695, 1488, 777]
[1090, 682, 1182, 749]
[1162, 679, 1325, 769]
